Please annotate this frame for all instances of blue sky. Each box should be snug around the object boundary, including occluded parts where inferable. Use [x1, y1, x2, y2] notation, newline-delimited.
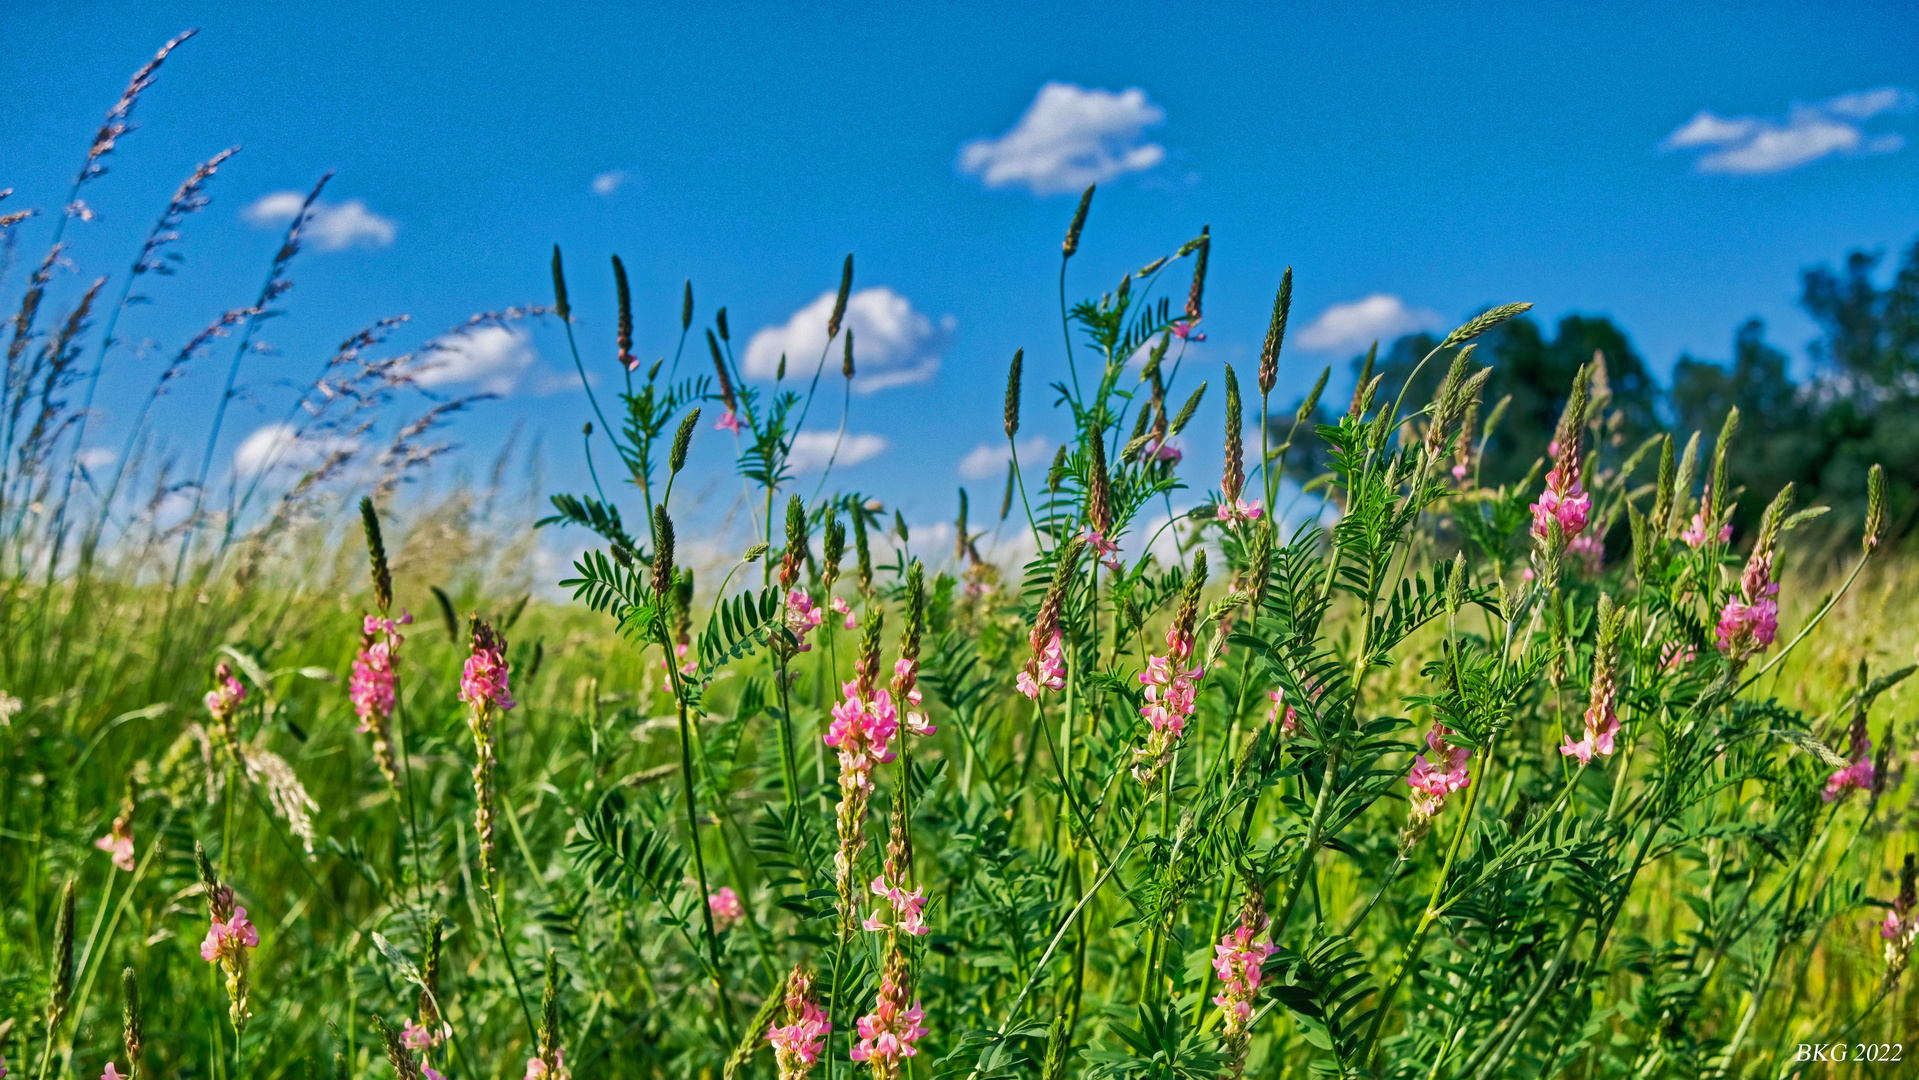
[3, 0, 1915, 552]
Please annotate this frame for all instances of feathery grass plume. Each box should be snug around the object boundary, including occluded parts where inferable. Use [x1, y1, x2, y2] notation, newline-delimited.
[430, 585, 459, 643]
[1709, 406, 1739, 524]
[1223, 364, 1244, 503]
[537, 950, 565, 1079]
[852, 502, 874, 593]
[1000, 460, 1016, 521]
[1128, 399, 1153, 445]
[822, 509, 846, 592]
[1004, 347, 1023, 438]
[613, 255, 635, 369]
[49, 880, 76, 1028]
[716, 306, 730, 342]
[841, 326, 855, 379]
[1063, 184, 1094, 257]
[1259, 267, 1293, 397]
[1348, 342, 1378, 418]
[1297, 365, 1330, 423]
[780, 496, 807, 590]
[669, 408, 700, 474]
[1422, 344, 1480, 460]
[681, 279, 694, 331]
[1864, 463, 1887, 553]
[1247, 517, 1274, 614]
[1170, 382, 1206, 436]
[828, 254, 854, 339]
[1046, 445, 1069, 495]
[954, 490, 970, 562]
[122, 968, 143, 1080]
[1184, 225, 1211, 323]
[1041, 1014, 1071, 1080]
[893, 559, 929, 735]
[1017, 537, 1084, 699]
[1668, 431, 1701, 538]
[372, 1017, 423, 1080]
[360, 497, 392, 614]
[1650, 435, 1675, 529]
[653, 508, 677, 600]
[1628, 500, 1653, 583]
[1086, 429, 1112, 535]
[1441, 301, 1532, 349]
[707, 330, 738, 414]
[461, 616, 514, 881]
[417, 916, 444, 1037]
[550, 245, 570, 321]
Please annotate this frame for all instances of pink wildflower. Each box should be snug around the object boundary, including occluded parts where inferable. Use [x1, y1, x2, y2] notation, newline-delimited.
[401, 1019, 450, 1052]
[849, 969, 929, 1075]
[825, 680, 900, 793]
[832, 595, 855, 630]
[101, 1066, 125, 1080]
[1824, 714, 1876, 803]
[203, 663, 246, 727]
[1171, 319, 1206, 342]
[1883, 856, 1919, 977]
[862, 872, 932, 937]
[350, 612, 411, 731]
[1146, 439, 1183, 464]
[1716, 541, 1780, 661]
[1081, 529, 1123, 573]
[769, 968, 832, 1080]
[1407, 725, 1473, 823]
[709, 886, 745, 928]
[1529, 462, 1590, 544]
[1131, 636, 1204, 785]
[1016, 631, 1066, 700]
[893, 658, 934, 737]
[1216, 498, 1263, 524]
[524, 1050, 567, 1080]
[1567, 534, 1604, 576]
[783, 589, 825, 653]
[1451, 462, 1470, 482]
[94, 814, 134, 872]
[1660, 641, 1698, 672]
[424, 1069, 446, 1080]
[1264, 688, 1298, 737]
[715, 410, 743, 434]
[200, 906, 260, 963]
[458, 624, 515, 712]
[1212, 917, 1276, 1027]
[1680, 488, 1733, 549]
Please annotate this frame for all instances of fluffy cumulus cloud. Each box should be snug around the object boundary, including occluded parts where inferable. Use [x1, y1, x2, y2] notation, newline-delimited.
[233, 423, 358, 478]
[1662, 87, 1914, 174]
[786, 430, 888, 473]
[413, 325, 539, 395]
[958, 436, 1050, 480]
[592, 170, 628, 196]
[743, 287, 951, 393]
[1296, 294, 1445, 355]
[958, 82, 1167, 195]
[242, 191, 397, 250]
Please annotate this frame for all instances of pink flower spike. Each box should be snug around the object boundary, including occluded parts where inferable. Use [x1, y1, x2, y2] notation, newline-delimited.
[101, 1065, 126, 1080]
[715, 410, 743, 434]
[709, 886, 745, 928]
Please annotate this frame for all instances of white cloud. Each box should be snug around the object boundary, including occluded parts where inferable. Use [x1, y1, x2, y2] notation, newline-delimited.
[958, 82, 1167, 195]
[1662, 87, 1914, 174]
[592, 170, 628, 196]
[242, 192, 398, 250]
[1296, 294, 1444, 355]
[958, 436, 1050, 480]
[413, 325, 538, 395]
[75, 447, 116, 471]
[233, 423, 358, 478]
[786, 430, 888, 473]
[743, 287, 950, 393]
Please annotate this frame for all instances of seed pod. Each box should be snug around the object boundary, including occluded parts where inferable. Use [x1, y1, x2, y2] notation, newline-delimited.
[1042, 1013, 1072, 1080]
[781, 495, 807, 590]
[1184, 225, 1210, 322]
[707, 329, 737, 413]
[1864, 463, 1887, 554]
[360, 496, 392, 614]
[652, 509, 676, 599]
[681, 279, 694, 331]
[1004, 348, 1023, 439]
[828, 254, 853, 339]
[1047, 445, 1069, 495]
[1445, 552, 1468, 615]
[1709, 407, 1739, 523]
[1248, 518, 1274, 614]
[1087, 431, 1112, 534]
[123, 968, 143, 1079]
[1349, 343, 1378, 419]
[856, 608, 886, 698]
[852, 505, 873, 591]
[538, 950, 563, 1076]
[822, 509, 845, 591]
[1650, 435, 1675, 529]
[419, 916, 444, 1032]
[1171, 382, 1207, 436]
[1063, 184, 1094, 257]
[1001, 460, 1016, 521]
[1629, 499, 1653, 583]
[955, 489, 970, 562]
[1223, 364, 1244, 504]
[715, 306, 730, 342]
[550, 245, 570, 322]
[842, 326, 855, 379]
[613, 255, 633, 360]
[670, 408, 700, 473]
[1259, 267, 1292, 397]
[776, 353, 786, 380]
[49, 879, 75, 1023]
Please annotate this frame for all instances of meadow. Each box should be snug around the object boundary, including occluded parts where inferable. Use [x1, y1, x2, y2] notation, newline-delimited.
[3, 34, 1916, 1080]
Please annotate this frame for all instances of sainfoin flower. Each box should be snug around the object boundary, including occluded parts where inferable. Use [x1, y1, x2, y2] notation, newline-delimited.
[352, 610, 412, 788]
[1407, 725, 1472, 823]
[892, 658, 935, 737]
[1529, 453, 1590, 545]
[832, 595, 855, 630]
[1216, 498, 1262, 524]
[1131, 625, 1205, 785]
[459, 623, 515, 712]
[863, 872, 931, 937]
[1016, 631, 1066, 700]
[849, 969, 929, 1076]
[1562, 608, 1622, 766]
[200, 905, 260, 962]
[204, 662, 247, 748]
[1716, 512, 1782, 661]
[1265, 687, 1298, 737]
[101, 1065, 126, 1080]
[401, 1019, 450, 1052]
[1882, 855, 1918, 981]
[1824, 712, 1875, 803]
[1214, 916, 1276, 1036]
[769, 967, 831, 1080]
[709, 886, 745, 928]
[784, 589, 825, 652]
[715, 410, 743, 434]
[1680, 501, 1732, 549]
[95, 813, 135, 872]
[827, 670, 897, 933]
[1171, 319, 1205, 342]
[1081, 529, 1122, 573]
[524, 1050, 568, 1080]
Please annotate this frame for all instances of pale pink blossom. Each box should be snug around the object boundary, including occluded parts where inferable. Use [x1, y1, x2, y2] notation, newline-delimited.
[1216, 498, 1263, 524]
[1451, 462, 1469, 482]
[783, 590, 825, 653]
[709, 885, 745, 927]
[1264, 688, 1298, 737]
[350, 611, 411, 732]
[200, 906, 259, 963]
[715, 410, 743, 434]
[849, 971, 929, 1069]
[1131, 627, 1205, 785]
[769, 974, 832, 1080]
[94, 815, 135, 872]
[1567, 534, 1604, 576]
[1824, 716, 1875, 803]
[458, 627, 515, 712]
[832, 595, 855, 630]
[401, 1019, 450, 1052]
[893, 658, 934, 736]
[524, 1050, 567, 1080]
[203, 664, 246, 723]
[1212, 917, 1277, 1027]
[1016, 631, 1066, 700]
[1407, 725, 1472, 822]
[825, 680, 899, 793]
[862, 873, 932, 937]
[1081, 529, 1122, 573]
[1171, 319, 1205, 342]
[1660, 642, 1697, 671]
[101, 1065, 126, 1080]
